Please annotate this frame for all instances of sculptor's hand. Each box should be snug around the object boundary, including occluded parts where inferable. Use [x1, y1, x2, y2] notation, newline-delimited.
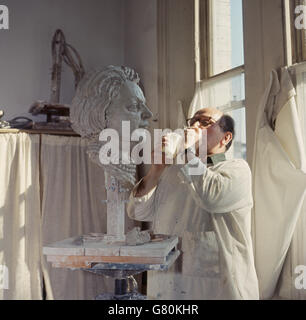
[184, 127, 203, 150]
[151, 135, 170, 171]
[135, 136, 170, 198]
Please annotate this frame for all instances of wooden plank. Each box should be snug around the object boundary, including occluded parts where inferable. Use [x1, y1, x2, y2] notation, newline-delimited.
[43, 237, 85, 256]
[47, 255, 166, 265]
[43, 246, 84, 256]
[50, 250, 181, 271]
[119, 236, 178, 257]
[44, 236, 178, 258]
[0, 128, 79, 136]
[52, 261, 89, 269]
[84, 241, 121, 257]
[84, 247, 121, 257]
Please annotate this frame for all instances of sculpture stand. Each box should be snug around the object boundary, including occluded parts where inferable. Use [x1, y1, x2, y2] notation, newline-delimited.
[43, 174, 179, 299]
[104, 173, 128, 242]
[43, 235, 180, 299]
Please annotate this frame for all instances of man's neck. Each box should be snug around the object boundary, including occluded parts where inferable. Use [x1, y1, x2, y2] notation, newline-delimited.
[206, 152, 226, 166]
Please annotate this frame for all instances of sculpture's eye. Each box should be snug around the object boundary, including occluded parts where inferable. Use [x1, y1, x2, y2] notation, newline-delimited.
[126, 103, 139, 113]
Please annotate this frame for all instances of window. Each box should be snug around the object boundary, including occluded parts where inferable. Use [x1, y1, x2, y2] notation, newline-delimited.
[196, 0, 246, 159]
[289, 0, 306, 64]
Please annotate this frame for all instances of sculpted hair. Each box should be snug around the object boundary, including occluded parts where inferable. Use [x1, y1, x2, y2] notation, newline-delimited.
[218, 114, 235, 151]
[70, 65, 140, 139]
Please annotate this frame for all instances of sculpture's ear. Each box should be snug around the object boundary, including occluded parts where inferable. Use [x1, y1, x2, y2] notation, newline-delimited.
[139, 81, 145, 96]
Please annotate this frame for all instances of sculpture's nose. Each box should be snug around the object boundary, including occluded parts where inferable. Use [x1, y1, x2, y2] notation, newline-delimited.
[141, 103, 153, 120]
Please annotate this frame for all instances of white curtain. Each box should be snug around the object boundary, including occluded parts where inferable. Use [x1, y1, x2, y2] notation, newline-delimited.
[40, 135, 113, 300]
[277, 64, 306, 299]
[0, 133, 42, 299]
[252, 67, 306, 299]
[188, 78, 232, 119]
[176, 100, 186, 129]
[0, 133, 120, 300]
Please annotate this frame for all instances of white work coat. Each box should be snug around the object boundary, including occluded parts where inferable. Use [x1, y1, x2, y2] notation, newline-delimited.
[127, 157, 259, 300]
[252, 67, 306, 299]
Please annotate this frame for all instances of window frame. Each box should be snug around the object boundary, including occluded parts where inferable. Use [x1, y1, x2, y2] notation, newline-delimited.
[198, 0, 245, 82]
[196, 0, 247, 159]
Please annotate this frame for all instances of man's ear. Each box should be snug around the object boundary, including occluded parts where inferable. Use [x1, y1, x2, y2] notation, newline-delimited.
[222, 132, 233, 148]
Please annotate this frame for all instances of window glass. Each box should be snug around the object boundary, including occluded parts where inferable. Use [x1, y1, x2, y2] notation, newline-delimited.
[210, 0, 244, 75]
[189, 72, 246, 160]
[290, 0, 306, 63]
[227, 107, 246, 160]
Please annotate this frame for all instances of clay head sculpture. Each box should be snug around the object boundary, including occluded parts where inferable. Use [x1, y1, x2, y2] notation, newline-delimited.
[70, 65, 153, 186]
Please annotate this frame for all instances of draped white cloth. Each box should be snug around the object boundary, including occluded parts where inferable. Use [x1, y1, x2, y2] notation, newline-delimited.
[0, 133, 42, 299]
[40, 135, 113, 300]
[277, 64, 306, 299]
[0, 133, 115, 299]
[188, 68, 244, 119]
[252, 67, 306, 299]
[176, 100, 186, 129]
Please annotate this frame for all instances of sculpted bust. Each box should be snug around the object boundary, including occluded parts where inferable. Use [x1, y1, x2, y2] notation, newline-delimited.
[70, 65, 153, 186]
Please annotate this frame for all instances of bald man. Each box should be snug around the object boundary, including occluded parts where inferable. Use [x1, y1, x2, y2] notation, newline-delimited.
[127, 108, 259, 300]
